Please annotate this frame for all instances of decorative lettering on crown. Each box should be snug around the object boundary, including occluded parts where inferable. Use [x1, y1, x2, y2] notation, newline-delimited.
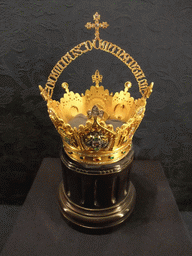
[39, 13, 153, 101]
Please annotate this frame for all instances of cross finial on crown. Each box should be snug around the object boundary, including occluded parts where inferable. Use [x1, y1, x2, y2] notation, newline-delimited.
[85, 12, 109, 40]
[92, 70, 103, 88]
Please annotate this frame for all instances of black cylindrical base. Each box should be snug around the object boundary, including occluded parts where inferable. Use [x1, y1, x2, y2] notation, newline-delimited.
[58, 148, 136, 229]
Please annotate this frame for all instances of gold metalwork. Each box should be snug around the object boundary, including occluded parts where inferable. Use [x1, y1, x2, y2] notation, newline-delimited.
[39, 12, 154, 165]
[85, 12, 109, 40]
[92, 69, 103, 88]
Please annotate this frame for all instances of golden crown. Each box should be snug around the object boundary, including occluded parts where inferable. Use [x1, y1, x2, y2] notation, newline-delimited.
[39, 12, 154, 165]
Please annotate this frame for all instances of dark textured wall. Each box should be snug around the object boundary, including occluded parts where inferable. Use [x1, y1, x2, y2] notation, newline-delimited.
[0, 0, 192, 210]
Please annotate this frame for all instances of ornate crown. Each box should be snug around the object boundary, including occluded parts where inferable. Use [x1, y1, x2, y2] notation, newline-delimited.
[39, 12, 154, 165]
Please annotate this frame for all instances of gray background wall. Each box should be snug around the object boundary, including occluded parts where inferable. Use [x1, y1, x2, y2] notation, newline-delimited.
[0, 0, 192, 210]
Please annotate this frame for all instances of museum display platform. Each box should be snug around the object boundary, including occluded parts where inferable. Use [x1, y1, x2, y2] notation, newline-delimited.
[1, 158, 192, 256]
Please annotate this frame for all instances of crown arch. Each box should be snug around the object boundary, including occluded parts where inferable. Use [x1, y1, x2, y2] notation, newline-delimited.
[39, 39, 150, 101]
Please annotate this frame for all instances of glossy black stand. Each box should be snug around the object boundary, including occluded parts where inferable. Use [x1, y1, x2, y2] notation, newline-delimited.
[58, 147, 136, 229]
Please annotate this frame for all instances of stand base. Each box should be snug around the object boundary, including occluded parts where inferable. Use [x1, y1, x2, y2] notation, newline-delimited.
[58, 180, 136, 229]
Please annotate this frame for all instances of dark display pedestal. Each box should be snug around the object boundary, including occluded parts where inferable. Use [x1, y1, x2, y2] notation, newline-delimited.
[58, 148, 136, 229]
[1, 159, 192, 256]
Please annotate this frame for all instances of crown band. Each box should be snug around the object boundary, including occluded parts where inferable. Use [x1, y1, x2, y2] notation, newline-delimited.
[64, 142, 133, 165]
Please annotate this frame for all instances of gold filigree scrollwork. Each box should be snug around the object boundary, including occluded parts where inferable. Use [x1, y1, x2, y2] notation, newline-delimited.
[39, 12, 153, 101]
